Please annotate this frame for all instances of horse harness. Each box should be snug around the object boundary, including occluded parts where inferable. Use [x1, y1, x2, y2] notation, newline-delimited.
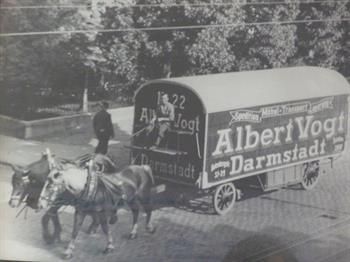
[10, 173, 31, 203]
[78, 168, 129, 204]
[79, 168, 99, 202]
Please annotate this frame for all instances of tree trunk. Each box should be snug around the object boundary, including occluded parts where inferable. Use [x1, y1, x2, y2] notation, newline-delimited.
[164, 63, 172, 78]
[81, 68, 89, 112]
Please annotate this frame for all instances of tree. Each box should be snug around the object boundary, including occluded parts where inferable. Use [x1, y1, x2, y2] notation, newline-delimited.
[0, 0, 348, 119]
[188, 1, 299, 73]
[294, 1, 349, 75]
[186, 2, 244, 74]
[68, 0, 144, 102]
[133, 1, 198, 79]
[0, 0, 97, 118]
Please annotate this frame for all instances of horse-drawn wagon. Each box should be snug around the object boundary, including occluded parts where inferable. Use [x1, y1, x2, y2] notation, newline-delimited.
[130, 66, 350, 215]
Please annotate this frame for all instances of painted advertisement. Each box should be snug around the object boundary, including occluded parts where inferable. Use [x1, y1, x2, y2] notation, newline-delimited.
[132, 82, 205, 185]
[206, 95, 348, 184]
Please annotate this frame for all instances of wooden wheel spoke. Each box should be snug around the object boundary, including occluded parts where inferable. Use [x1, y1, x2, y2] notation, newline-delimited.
[219, 201, 225, 209]
[301, 161, 320, 190]
[213, 183, 236, 215]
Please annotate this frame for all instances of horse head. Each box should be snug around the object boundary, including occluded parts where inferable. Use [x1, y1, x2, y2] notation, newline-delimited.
[9, 164, 30, 208]
[9, 148, 58, 210]
[38, 164, 88, 210]
[25, 154, 53, 209]
[38, 167, 65, 210]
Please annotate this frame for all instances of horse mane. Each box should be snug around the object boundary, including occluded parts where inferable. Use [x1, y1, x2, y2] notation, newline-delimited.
[54, 158, 76, 170]
[24, 155, 80, 182]
[22, 155, 50, 182]
[26, 154, 48, 169]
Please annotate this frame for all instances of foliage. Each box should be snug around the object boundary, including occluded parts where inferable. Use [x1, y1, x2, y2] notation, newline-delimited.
[294, 1, 349, 75]
[0, 0, 89, 118]
[0, 0, 349, 119]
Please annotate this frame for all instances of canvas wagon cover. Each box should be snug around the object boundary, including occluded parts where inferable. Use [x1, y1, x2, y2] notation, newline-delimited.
[134, 67, 349, 188]
[180, 67, 349, 188]
[165, 67, 349, 113]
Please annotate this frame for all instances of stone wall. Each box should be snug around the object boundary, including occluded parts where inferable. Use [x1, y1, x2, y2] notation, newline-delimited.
[0, 113, 91, 139]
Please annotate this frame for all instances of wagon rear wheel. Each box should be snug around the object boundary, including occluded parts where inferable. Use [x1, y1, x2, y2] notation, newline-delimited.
[213, 183, 236, 215]
[301, 161, 320, 190]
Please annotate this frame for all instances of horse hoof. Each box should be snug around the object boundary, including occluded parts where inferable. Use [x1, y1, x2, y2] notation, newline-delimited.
[147, 226, 156, 234]
[43, 236, 55, 245]
[87, 228, 98, 235]
[103, 247, 115, 254]
[128, 233, 137, 240]
[62, 253, 73, 260]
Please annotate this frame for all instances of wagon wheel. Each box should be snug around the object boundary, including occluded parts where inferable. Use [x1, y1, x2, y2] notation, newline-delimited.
[213, 183, 236, 215]
[301, 161, 320, 190]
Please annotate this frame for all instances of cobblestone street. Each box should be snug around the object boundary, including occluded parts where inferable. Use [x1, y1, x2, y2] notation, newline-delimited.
[1, 1, 349, 261]
[1, 146, 349, 262]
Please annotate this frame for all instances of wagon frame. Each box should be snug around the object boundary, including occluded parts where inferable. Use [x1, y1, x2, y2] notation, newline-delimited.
[130, 67, 350, 215]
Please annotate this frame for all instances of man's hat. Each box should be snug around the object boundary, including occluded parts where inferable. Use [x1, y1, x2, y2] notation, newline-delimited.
[99, 101, 109, 109]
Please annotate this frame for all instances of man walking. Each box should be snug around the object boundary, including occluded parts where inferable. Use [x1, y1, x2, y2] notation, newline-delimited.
[93, 101, 114, 154]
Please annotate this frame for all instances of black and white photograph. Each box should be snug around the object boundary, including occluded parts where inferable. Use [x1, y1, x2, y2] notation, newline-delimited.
[0, 0, 349, 261]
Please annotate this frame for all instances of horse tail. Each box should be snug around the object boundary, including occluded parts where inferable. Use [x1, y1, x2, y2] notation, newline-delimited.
[142, 165, 154, 185]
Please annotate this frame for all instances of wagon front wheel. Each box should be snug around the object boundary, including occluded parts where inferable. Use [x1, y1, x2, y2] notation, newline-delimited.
[213, 183, 236, 215]
[301, 161, 320, 190]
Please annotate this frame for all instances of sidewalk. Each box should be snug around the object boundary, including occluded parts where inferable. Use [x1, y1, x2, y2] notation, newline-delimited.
[0, 134, 93, 167]
[0, 106, 134, 167]
[109, 106, 133, 133]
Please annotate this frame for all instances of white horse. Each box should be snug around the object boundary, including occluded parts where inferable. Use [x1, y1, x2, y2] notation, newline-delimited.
[39, 159, 155, 259]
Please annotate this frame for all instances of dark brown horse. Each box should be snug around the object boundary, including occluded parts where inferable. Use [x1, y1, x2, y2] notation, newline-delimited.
[9, 153, 68, 243]
[39, 159, 155, 259]
[9, 151, 118, 244]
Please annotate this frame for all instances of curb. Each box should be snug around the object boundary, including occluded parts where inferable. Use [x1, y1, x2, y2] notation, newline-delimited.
[0, 160, 12, 167]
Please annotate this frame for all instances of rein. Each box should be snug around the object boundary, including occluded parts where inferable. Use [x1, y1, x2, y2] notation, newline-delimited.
[15, 204, 29, 219]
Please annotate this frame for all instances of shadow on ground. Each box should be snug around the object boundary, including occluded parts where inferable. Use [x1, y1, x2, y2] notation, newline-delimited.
[5, 202, 338, 262]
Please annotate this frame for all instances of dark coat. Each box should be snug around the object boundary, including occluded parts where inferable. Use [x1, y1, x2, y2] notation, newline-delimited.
[93, 110, 114, 139]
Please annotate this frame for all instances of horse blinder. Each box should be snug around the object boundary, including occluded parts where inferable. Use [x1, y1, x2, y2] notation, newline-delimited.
[9, 169, 31, 207]
[38, 171, 64, 209]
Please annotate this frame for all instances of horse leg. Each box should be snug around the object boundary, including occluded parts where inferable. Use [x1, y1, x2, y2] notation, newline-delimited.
[142, 195, 156, 234]
[87, 213, 99, 234]
[109, 208, 118, 225]
[51, 208, 63, 242]
[128, 199, 140, 239]
[41, 206, 62, 244]
[98, 212, 114, 254]
[63, 210, 86, 260]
